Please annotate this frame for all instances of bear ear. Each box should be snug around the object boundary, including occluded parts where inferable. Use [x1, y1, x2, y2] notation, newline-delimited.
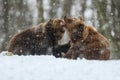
[78, 16, 83, 21]
[48, 19, 53, 24]
[64, 16, 67, 19]
[64, 16, 68, 21]
[46, 19, 53, 28]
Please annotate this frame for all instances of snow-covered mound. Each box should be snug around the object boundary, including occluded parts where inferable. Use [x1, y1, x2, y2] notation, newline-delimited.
[0, 54, 120, 80]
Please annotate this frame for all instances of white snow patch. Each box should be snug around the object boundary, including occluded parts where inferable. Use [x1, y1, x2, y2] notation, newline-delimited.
[111, 30, 115, 37]
[0, 51, 8, 56]
[0, 54, 120, 80]
[58, 28, 70, 45]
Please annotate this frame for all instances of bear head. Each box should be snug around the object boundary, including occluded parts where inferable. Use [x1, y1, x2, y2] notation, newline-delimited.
[63, 16, 88, 43]
[45, 18, 70, 45]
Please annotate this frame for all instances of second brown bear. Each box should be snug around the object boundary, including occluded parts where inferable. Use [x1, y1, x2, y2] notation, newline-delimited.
[63, 16, 110, 60]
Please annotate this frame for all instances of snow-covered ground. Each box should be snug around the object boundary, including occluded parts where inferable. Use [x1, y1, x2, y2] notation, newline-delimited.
[0, 53, 120, 80]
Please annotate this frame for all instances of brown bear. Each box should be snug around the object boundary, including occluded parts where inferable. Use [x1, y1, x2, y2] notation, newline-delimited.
[63, 16, 110, 60]
[7, 18, 70, 57]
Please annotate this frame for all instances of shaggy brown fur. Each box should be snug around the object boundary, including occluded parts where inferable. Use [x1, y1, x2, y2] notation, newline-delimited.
[63, 16, 110, 60]
[8, 18, 70, 57]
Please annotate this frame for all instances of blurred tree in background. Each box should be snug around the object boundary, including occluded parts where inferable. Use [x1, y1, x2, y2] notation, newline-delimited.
[1, 0, 9, 51]
[37, 0, 44, 23]
[0, 0, 120, 59]
[0, 0, 33, 51]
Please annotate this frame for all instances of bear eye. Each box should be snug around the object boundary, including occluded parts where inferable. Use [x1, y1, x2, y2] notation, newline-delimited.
[77, 23, 84, 32]
[59, 28, 64, 33]
[67, 19, 73, 23]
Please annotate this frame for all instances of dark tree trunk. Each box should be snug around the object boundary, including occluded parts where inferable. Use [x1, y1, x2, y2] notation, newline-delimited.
[37, 0, 44, 23]
[49, 0, 60, 18]
[62, 0, 73, 16]
[0, 0, 9, 51]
